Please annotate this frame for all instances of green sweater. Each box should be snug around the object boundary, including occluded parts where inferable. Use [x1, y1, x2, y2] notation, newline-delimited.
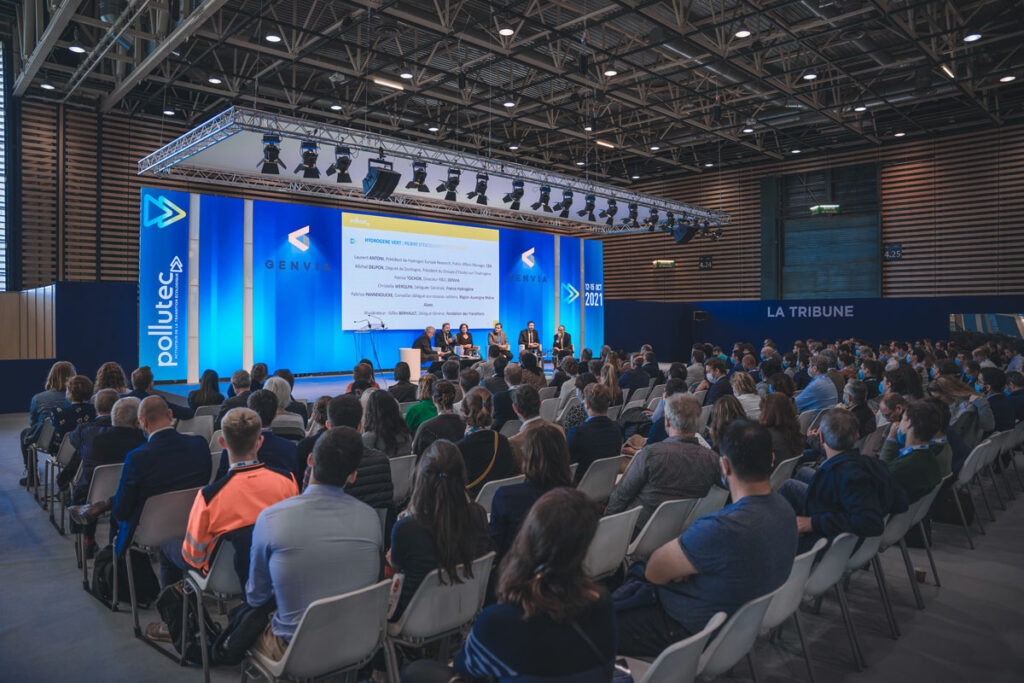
[404, 399, 438, 435]
[880, 439, 942, 503]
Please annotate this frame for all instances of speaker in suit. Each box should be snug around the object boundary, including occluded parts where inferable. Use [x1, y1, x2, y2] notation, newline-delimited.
[518, 325, 541, 353]
[434, 327, 455, 355]
[413, 331, 439, 362]
[552, 330, 573, 360]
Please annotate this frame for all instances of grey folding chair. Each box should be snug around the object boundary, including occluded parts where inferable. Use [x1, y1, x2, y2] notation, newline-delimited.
[208, 451, 223, 484]
[242, 580, 391, 683]
[908, 475, 951, 588]
[692, 389, 707, 405]
[940, 442, 989, 548]
[769, 456, 801, 491]
[697, 586, 782, 681]
[608, 404, 622, 420]
[698, 405, 713, 432]
[556, 396, 582, 425]
[499, 419, 522, 438]
[208, 430, 223, 454]
[31, 420, 55, 502]
[193, 405, 220, 419]
[802, 533, 861, 671]
[475, 474, 526, 514]
[540, 397, 560, 422]
[383, 553, 496, 683]
[797, 409, 819, 435]
[649, 384, 667, 401]
[626, 612, 726, 683]
[647, 396, 662, 411]
[390, 454, 417, 508]
[576, 455, 626, 504]
[46, 433, 77, 532]
[184, 539, 245, 681]
[680, 486, 730, 534]
[631, 387, 651, 405]
[843, 524, 900, 652]
[176, 415, 214, 444]
[583, 507, 642, 579]
[625, 498, 699, 565]
[538, 386, 557, 401]
[623, 400, 646, 413]
[72, 463, 124, 582]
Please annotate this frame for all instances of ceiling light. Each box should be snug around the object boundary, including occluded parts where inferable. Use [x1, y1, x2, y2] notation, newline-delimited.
[405, 160, 429, 192]
[631, 174, 640, 179]
[704, 162, 714, 167]
[436, 168, 461, 200]
[803, 72, 818, 81]
[68, 43, 86, 54]
[208, 76, 222, 85]
[854, 104, 867, 112]
[428, 125, 440, 132]
[466, 173, 489, 204]
[583, 125, 593, 132]
[163, 109, 175, 116]
[503, 99, 516, 108]
[498, 27, 515, 37]
[742, 126, 754, 133]
[531, 186, 552, 212]
[502, 179, 525, 210]
[575, 160, 586, 166]
[734, 29, 751, 38]
[1000, 75, 1016, 83]
[940, 63, 956, 79]
[964, 33, 982, 43]
[596, 139, 615, 149]
[603, 68, 618, 77]
[894, 131, 906, 137]
[325, 146, 352, 183]
[577, 194, 597, 222]
[40, 82, 55, 90]
[330, 104, 343, 111]
[265, 33, 282, 43]
[399, 69, 414, 80]
[553, 190, 574, 218]
[373, 77, 405, 90]
[791, 148, 801, 154]
[260, 134, 284, 174]
[508, 144, 519, 150]
[650, 145, 660, 151]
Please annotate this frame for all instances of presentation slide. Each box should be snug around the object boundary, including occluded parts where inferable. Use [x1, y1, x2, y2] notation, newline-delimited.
[341, 212, 500, 331]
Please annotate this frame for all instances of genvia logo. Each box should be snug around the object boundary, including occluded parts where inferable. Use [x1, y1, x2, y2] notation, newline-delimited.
[288, 225, 310, 252]
[521, 247, 535, 268]
[143, 195, 186, 229]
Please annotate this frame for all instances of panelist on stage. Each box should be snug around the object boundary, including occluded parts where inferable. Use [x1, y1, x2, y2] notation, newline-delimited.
[413, 326, 440, 363]
[518, 321, 542, 357]
[489, 322, 513, 360]
[552, 325, 573, 361]
[434, 322, 455, 356]
[454, 323, 476, 357]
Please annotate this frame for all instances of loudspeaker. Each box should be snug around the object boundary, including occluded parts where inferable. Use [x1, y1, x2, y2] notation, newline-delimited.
[363, 159, 401, 200]
[693, 311, 711, 321]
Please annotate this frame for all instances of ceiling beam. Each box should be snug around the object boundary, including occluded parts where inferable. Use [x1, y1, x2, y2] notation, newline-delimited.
[12, 0, 84, 96]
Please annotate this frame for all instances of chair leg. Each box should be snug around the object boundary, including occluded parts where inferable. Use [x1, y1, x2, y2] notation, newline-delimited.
[834, 584, 865, 671]
[918, 523, 941, 587]
[126, 549, 141, 635]
[871, 556, 900, 638]
[999, 463, 1015, 500]
[196, 587, 211, 683]
[746, 652, 759, 683]
[384, 639, 400, 683]
[1009, 452, 1023, 489]
[974, 475, 995, 522]
[111, 549, 120, 611]
[952, 487, 975, 549]
[898, 539, 925, 609]
[986, 466, 1007, 511]
[792, 612, 815, 683]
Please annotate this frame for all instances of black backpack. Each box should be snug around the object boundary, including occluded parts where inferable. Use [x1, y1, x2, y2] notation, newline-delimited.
[92, 546, 160, 607]
[618, 407, 652, 440]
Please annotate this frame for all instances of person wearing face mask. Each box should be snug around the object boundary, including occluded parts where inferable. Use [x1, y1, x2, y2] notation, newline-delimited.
[696, 357, 733, 407]
[961, 359, 981, 388]
[792, 353, 812, 390]
[842, 380, 875, 438]
[978, 367, 1015, 432]
[878, 400, 943, 503]
[926, 377, 994, 451]
[861, 392, 908, 458]
[859, 360, 884, 400]
[1006, 372, 1024, 423]
[794, 356, 839, 414]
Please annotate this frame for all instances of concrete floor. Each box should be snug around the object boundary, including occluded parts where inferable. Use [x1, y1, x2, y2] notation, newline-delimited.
[1, 411, 1023, 682]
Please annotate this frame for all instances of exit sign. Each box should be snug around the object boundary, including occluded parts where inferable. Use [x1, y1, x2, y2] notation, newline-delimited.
[810, 204, 840, 215]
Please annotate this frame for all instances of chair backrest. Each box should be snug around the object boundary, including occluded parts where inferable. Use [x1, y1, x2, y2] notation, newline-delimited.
[539, 397, 560, 422]
[650, 384, 666, 400]
[638, 612, 726, 683]
[797, 409, 819, 434]
[475, 474, 527, 513]
[390, 454, 417, 506]
[692, 389, 707, 405]
[176, 415, 214, 443]
[87, 463, 124, 505]
[680, 486, 729, 532]
[576, 455, 626, 503]
[132, 487, 202, 549]
[583, 507, 642, 578]
[391, 553, 496, 640]
[35, 420, 55, 450]
[807, 409, 826, 433]
[881, 507, 916, 548]
[607, 404, 622, 420]
[538, 386, 557, 401]
[556, 396, 581, 425]
[208, 451, 222, 484]
[276, 580, 391, 680]
[200, 537, 243, 596]
[957, 439, 992, 486]
[623, 400, 645, 414]
[631, 387, 651, 404]
[698, 405, 713, 431]
[399, 402, 417, 416]
[56, 433, 76, 467]
[193, 405, 220, 418]
[910, 475, 950, 526]
[698, 587, 781, 677]
[499, 420, 522, 438]
[769, 456, 801, 491]
[846, 527, 885, 570]
[208, 430, 222, 453]
[627, 498, 699, 561]
[647, 396, 662, 411]
[762, 538, 827, 631]
[803, 533, 858, 598]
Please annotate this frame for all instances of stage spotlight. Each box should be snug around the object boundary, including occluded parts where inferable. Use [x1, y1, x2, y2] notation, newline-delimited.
[599, 199, 618, 226]
[661, 211, 675, 230]
[325, 145, 352, 183]
[467, 173, 489, 204]
[552, 190, 574, 218]
[531, 185, 553, 212]
[646, 208, 660, 228]
[502, 178, 525, 210]
[362, 157, 402, 200]
[259, 134, 286, 174]
[294, 140, 320, 178]
[405, 160, 430, 191]
[577, 194, 596, 221]
[622, 203, 639, 227]
[436, 168, 461, 200]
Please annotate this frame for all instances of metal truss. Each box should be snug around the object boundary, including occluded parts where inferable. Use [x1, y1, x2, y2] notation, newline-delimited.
[138, 106, 731, 233]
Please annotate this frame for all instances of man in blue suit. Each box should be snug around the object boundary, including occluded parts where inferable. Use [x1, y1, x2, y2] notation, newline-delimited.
[618, 355, 651, 399]
[123, 366, 195, 421]
[795, 356, 839, 414]
[1006, 372, 1024, 423]
[699, 357, 733, 406]
[566, 384, 623, 484]
[85, 396, 210, 556]
[214, 389, 299, 482]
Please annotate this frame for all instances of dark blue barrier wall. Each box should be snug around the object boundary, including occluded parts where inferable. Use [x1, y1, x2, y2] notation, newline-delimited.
[607, 295, 1024, 360]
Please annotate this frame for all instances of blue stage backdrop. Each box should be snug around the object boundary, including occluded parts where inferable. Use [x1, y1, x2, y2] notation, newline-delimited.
[139, 188, 604, 380]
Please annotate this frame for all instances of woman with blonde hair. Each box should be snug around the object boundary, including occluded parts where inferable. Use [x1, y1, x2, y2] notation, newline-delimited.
[21, 361, 77, 485]
[707, 395, 746, 451]
[601, 361, 624, 406]
[927, 376, 994, 449]
[730, 371, 761, 419]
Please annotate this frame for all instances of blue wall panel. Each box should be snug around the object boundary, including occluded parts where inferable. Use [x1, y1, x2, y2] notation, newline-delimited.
[583, 239, 605, 352]
[498, 229, 556, 345]
[198, 195, 245, 376]
[558, 237, 581, 351]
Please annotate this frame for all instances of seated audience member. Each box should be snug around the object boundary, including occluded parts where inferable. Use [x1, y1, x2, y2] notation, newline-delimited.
[95, 362, 129, 395]
[345, 362, 381, 395]
[922, 397, 960, 475]
[602, 362, 625, 406]
[388, 362, 418, 404]
[305, 395, 331, 437]
[843, 379, 876, 438]
[519, 352, 547, 392]
[549, 357, 578, 393]
[730, 371, 761, 419]
[607, 395, 721, 529]
[263, 376, 305, 433]
[642, 352, 664, 385]
[439, 361, 465, 402]
[388, 440, 491, 619]
[246, 427, 383, 660]
[566, 383, 623, 484]
[795, 355, 840, 414]
[156, 408, 298, 593]
[415, 488, 615, 682]
[767, 372, 796, 398]
[490, 424, 572, 559]
[250, 363, 270, 393]
[57, 388, 118, 493]
[272, 369, 309, 423]
[507, 383, 562, 463]
[880, 369, 908, 399]
[562, 374, 597, 430]
[974, 347, 996, 369]
[706, 395, 745, 452]
[458, 368, 481, 405]
[878, 400, 943, 503]
[686, 349, 707, 388]
[978, 367, 1014, 432]
[490, 362, 520, 430]
[698, 357, 732, 407]
[860, 360, 884, 400]
[793, 354, 812, 390]
[927, 376, 994, 450]
[124, 366, 194, 420]
[759, 393, 804, 465]
[484, 358, 510, 397]
[362, 390, 413, 456]
[188, 369, 224, 410]
[778, 409, 908, 552]
[473, 345, 501, 383]
[404, 374, 439, 434]
[457, 387, 517, 498]
[215, 389, 299, 481]
[1006, 372, 1024, 423]
[619, 355, 652, 396]
[412, 381, 465, 457]
[21, 361, 76, 484]
[48, 375, 98, 451]
[84, 396, 210, 556]
[741, 353, 761, 383]
[614, 419, 796, 657]
[647, 378, 686, 445]
[216, 370, 253, 429]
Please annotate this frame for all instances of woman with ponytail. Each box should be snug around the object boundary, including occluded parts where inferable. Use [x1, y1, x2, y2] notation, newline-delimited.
[387, 440, 491, 620]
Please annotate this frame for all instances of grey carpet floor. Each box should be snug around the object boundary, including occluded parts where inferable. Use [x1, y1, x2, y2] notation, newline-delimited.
[1, 411, 1022, 682]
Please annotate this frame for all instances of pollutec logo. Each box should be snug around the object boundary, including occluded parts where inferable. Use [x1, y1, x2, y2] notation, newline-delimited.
[521, 247, 535, 268]
[288, 225, 310, 252]
[143, 195, 186, 229]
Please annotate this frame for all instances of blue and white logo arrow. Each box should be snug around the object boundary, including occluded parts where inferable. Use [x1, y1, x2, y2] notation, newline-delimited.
[562, 283, 580, 303]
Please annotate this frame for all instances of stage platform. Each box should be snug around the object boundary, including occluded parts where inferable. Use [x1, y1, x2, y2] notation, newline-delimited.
[158, 373, 397, 403]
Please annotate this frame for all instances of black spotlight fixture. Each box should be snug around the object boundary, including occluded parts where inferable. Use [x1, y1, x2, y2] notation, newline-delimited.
[259, 134, 285, 174]
[405, 159, 430, 191]
[467, 172, 489, 204]
[663, 211, 675, 229]
[552, 190, 574, 218]
[672, 222, 700, 244]
[502, 178, 525, 210]
[647, 208, 660, 229]
[294, 140, 320, 178]
[622, 203, 639, 227]
[531, 185, 552, 212]
[577, 194, 596, 221]
[436, 168, 461, 200]
[325, 145, 352, 183]
[599, 198, 618, 226]
[362, 153, 402, 200]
